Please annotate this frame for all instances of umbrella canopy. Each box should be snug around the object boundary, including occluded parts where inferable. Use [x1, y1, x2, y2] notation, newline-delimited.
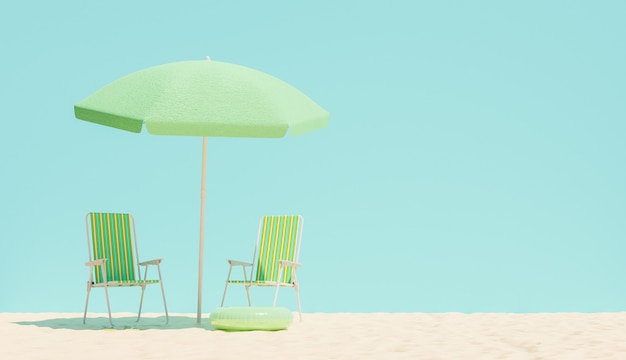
[75, 59, 329, 323]
[75, 60, 328, 137]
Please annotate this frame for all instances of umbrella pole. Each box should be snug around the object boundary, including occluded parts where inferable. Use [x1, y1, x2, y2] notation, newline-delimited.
[197, 136, 208, 323]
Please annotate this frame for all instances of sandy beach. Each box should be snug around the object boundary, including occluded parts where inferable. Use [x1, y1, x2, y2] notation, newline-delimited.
[2, 312, 626, 359]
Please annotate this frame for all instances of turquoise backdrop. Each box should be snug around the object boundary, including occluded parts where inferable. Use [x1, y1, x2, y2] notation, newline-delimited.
[1, 1, 624, 314]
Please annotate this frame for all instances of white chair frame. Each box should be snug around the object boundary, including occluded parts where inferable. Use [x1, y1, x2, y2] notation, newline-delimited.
[221, 215, 304, 321]
[83, 213, 169, 326]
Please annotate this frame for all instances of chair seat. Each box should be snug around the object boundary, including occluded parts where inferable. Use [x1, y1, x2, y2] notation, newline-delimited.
[227, 280, 295, 287]
[92, 280, 160, 287]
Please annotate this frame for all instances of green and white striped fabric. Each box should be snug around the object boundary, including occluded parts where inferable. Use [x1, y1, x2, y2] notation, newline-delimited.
[87, 213, 158, 285]
[230, 215, 301, 285]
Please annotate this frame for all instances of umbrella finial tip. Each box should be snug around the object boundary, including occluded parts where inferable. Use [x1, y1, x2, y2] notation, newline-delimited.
[205, 56, 211, 61]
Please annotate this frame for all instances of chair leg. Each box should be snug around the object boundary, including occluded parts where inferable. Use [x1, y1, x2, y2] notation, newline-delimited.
[272, 263, 284, 306]
[221, 265, 233, 307]
[273, 282, 280, 307]
[103, 285, 113, 327]
[137, 285, 146, 322]
[157, 265, 169, 324]
[245, 285, 252, 306]
[83, 281, 91, 324]
[294, 282, 302, 322]
[293, 269, 302, 322]
[273, 266, 284, 307]
[221, 282, 229, 307]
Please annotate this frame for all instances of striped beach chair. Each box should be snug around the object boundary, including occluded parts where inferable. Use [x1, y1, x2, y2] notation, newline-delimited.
[83, 212, 168, 326]
[221, 215, 304, 321]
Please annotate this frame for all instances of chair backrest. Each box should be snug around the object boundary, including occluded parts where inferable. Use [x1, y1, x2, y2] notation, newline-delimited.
[86, 213, 139, 284]
[253, 215, 303, 283]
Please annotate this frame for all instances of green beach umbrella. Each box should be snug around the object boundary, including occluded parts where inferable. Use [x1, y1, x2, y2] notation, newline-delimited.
[74, 58, 329, 323]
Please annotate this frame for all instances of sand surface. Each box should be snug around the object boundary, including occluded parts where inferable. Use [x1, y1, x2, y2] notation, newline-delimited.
[2, 312, 626, 359]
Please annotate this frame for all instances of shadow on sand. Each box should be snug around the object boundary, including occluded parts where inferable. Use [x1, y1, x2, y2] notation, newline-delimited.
[14, 314, 215, 331]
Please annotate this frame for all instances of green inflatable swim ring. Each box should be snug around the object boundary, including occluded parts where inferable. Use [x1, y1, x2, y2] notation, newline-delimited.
[209, 307, 293, 331]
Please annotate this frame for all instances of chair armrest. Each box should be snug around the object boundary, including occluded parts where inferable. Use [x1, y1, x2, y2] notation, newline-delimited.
[139, 258, 163, 266]
[85, 259, 107, 267]
[278, 260, 301, 268]
[228, 259, 253, 267]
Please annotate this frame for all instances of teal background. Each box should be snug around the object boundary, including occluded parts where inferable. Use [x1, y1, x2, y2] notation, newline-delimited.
[1, 1, 624, 314]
